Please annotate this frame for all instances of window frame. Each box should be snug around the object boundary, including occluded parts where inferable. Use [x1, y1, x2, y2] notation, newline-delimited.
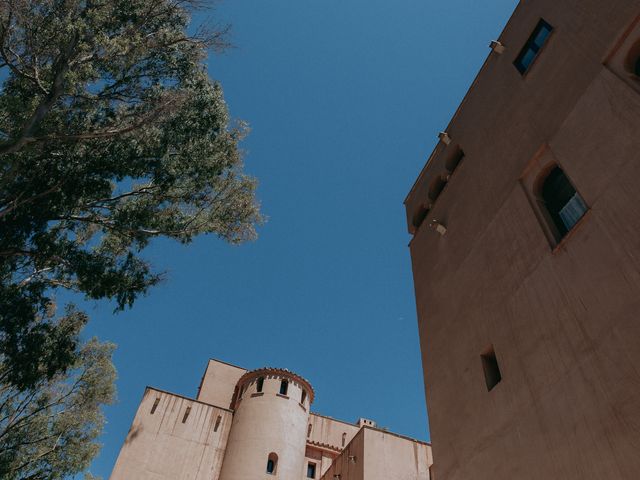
[307, 462, 317, 479]
[514, 19, 554, 75]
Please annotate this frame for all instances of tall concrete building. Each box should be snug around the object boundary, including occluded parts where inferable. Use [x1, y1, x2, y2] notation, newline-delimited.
[110, 359, 432, 480]
[404, 1, 640, 479]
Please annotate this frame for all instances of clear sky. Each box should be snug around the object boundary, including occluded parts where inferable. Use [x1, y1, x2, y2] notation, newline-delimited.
[82, 0, 518, 477]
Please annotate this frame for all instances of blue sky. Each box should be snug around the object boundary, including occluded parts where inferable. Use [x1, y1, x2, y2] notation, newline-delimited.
[82, 1, 518, 477]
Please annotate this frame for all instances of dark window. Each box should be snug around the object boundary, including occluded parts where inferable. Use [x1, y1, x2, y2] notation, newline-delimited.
[541, 166, 587, 239]
[182, 406, 191, 423]
[256, 377, 264, 393]
[150, 397, 160, 414]
[481, 346, 502, 392]
[445, 148, 464, 174]
[428, 175, 447, 202]
[279, 380, 288, 396]
[307, 463, 317, 478]
[214, 415, 222, 432]
[266, 459, 275, 474]
[266, 453, 278, 475]
[301, 389, 307, 404]
[625, 40, 640, 77]
[514, 19, 553, 74]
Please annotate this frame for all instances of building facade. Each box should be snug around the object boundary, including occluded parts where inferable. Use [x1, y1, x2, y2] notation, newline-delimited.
[110, 359, 432, 480]
[404, 1, 640, 479]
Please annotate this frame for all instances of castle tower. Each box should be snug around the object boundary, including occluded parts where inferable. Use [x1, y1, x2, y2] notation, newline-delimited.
[218, 367, 314, 480]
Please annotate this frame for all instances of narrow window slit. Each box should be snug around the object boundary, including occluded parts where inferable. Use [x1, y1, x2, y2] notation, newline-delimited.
[150, 397, 160, 414]
[266, 453, 278, 475]
[182, 406, 191, 423]
[481, 345, 502, 391]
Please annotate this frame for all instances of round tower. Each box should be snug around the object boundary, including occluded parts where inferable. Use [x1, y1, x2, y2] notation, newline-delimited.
[218, 367, 314, 480]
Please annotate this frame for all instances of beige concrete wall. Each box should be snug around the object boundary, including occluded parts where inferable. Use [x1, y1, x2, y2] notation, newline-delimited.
[319, 427, 431, 480]
[218, 373, 310, 480]
[307, 414, 360, 452]
[361, 429, 431, 480]
[405, 1, 640, 479]
[109, 388, 232, 480]
[197, 359, 247, 409]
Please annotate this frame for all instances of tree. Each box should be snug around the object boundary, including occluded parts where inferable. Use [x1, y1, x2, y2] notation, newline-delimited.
[0, 316, 116, 479]
[0, 0, 262, 389]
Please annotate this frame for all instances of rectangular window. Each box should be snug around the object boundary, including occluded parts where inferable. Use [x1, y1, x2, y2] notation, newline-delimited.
[307, 463, 316, 478]
[481, 346, 502, 391]
[514, 19, 553, 74]
[279, 380, 288, 396]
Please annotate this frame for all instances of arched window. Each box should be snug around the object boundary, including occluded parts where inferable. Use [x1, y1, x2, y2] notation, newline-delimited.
[266, 453, 278, 475]
[540, 166, 587, 239]
[256, 377, 264, 393]
[279, 380, 288, 396]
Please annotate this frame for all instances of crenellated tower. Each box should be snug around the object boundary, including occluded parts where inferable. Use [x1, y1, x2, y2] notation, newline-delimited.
[218, 367, 314, 480]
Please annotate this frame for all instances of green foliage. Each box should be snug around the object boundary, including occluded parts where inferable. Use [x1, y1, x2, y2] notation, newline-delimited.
[0, 325, 116, 479]
[0, 0, 262, 388]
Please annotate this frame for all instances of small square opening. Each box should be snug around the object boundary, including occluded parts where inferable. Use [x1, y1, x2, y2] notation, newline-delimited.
[481, 346, 502, 392]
